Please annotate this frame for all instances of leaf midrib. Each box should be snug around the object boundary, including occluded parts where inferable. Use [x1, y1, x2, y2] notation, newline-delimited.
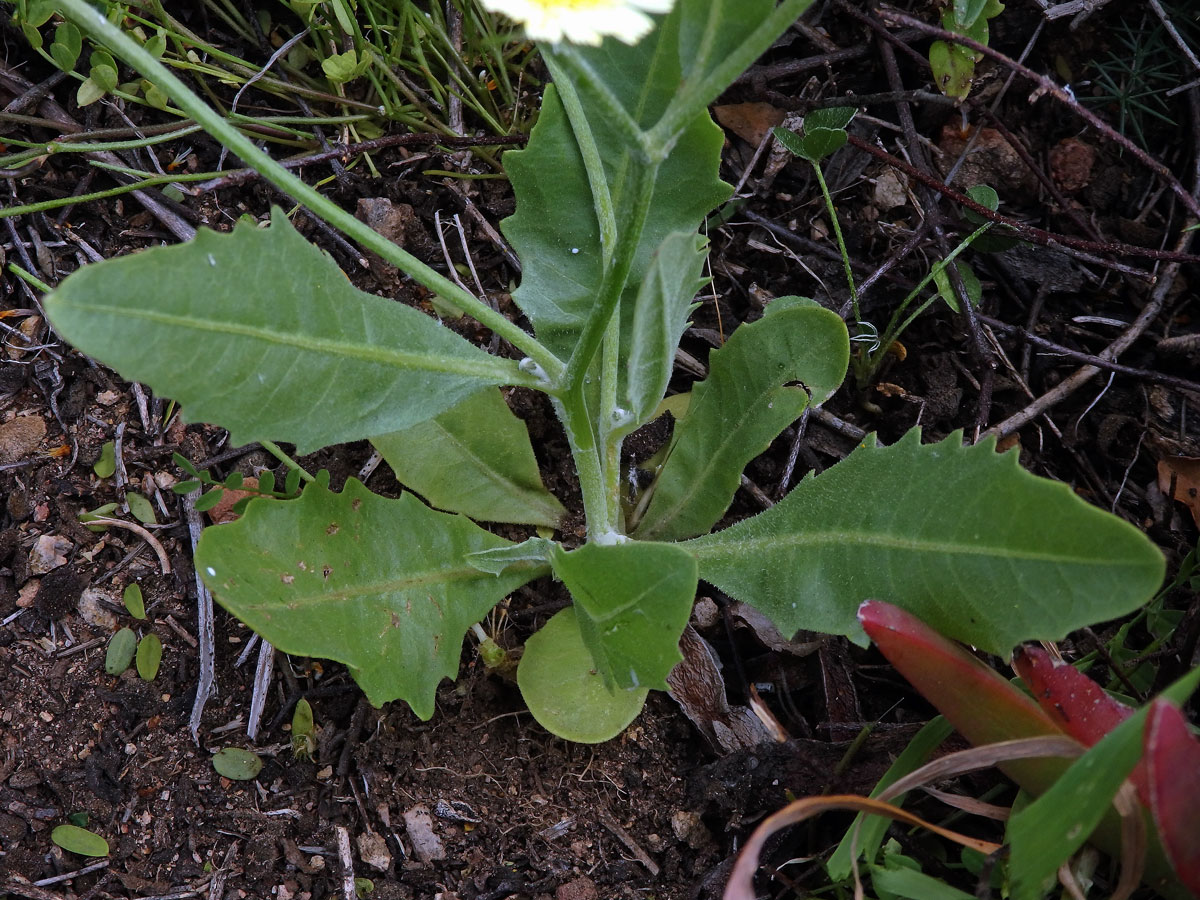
[225, 560, 541, 612]
[55, 299, 519, 382]
[580, 567, 690, 625]
[428, 420, 561, 517]
[690, 529, 1148, 567]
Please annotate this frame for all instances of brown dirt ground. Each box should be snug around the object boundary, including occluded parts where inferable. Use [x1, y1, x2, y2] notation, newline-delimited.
[3, 1, 1200, 898]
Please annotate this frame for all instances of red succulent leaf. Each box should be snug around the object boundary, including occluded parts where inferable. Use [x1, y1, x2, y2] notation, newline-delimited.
[1012, 644, 1152, 804]
[1144, 699, 1200, 897]
[857, 600, 1069, 797]
[859, 601, 1192, 896]
[1012, 645, 1135, 742]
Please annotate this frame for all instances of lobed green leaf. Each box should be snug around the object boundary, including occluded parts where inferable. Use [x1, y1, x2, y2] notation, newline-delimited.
[550, 540, 697, 691]
[195, 479, 539, 717]
[501, 2, 729, 362]
[623, 232, 709, 427]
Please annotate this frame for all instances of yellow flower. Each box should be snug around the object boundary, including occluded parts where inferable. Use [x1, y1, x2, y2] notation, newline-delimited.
[480, 0, 674, 46]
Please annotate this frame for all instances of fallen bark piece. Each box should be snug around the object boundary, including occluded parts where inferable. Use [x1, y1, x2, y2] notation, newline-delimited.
[0, 415, 45, 464]
[355, 829, 391, 872]
[403, 804, 445, 863]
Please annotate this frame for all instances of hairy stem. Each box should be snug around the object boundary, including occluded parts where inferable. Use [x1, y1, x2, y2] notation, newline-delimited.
[553, 392, 611, 538]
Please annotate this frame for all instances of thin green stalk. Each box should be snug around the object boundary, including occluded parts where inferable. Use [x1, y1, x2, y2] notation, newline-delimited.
[878, 222, 991, 352]
[599, 310, 623, 532]
[54, 0, 563, 384]
[811, 161, 859, 322]
[856, 221, 992, 385]
[543, 48, 617, 265]
[552, 393, 610, 538]
[230, 113, 381, 127]
[0, 171, 207, 219]
[0, 148, 52, 169]
[562, 161, 658, 395]
[261, 440, 316, 484]
[8, 263, 54, 294]
[550, 46, 651, 161]
[363, 45, 459, 136]
[556, 155, 656, 537]
[43, 124, 204, 154]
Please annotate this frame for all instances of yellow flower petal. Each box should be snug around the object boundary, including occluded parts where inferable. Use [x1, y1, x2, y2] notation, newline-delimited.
[480, 0, 675, 46]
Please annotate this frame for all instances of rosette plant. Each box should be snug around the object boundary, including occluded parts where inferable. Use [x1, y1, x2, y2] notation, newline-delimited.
[44, 0, 1164, 742]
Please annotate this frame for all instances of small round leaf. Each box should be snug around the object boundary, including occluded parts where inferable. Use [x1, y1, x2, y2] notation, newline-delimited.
[77, 76, 106, 107]
[212, 747, 263, 781]
[93, 441, 116, 479]
[51, 824, 109, 857]
[122, 583, 146, 619]
[105, 627, 136, 675]
[173, 452, 200, 478]
[193, 488, 225, 512]
[966, 183, 999, 212]
[517, 608, 649, 744]
[126, 492, 157, 525]
[136, 633, 162, 681]
[283, 467, 302, 496]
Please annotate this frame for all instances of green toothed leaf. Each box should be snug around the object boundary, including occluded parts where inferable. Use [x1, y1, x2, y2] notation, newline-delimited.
[550, 540, 697, 691]
[686, 429, 1164, 654]
[196, 480, 539, 717]
[45, 209, 525, 455]
[634, 302, 849, 542]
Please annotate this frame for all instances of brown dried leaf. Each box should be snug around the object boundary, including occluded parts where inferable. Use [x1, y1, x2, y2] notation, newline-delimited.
[729, 601, 821, 656]
[205, 477, 260, 525]
[666, 625, 773, 753]
[1156, 456, 1200, 526]
[713, 102, 786, 146]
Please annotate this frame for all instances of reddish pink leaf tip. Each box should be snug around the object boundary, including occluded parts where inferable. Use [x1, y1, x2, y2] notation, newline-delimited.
[1145, 699, 1200, 897]
[1012, 646, 1136, 747]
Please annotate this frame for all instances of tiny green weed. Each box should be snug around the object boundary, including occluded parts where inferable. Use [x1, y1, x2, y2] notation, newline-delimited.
[1080, 4, 1200, 152]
